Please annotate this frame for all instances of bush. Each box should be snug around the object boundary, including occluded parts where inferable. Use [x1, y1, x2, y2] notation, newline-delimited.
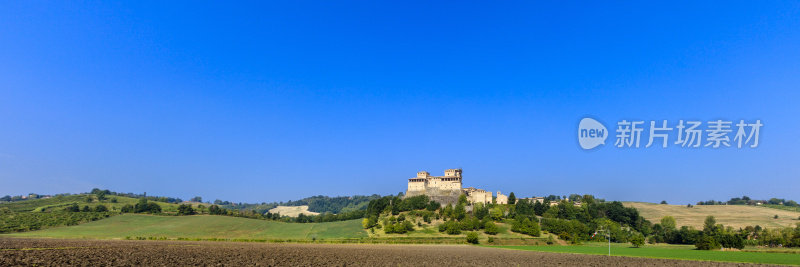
[177, 204, 196, 215]
[120, 204, 134, 213]
[439, 220, 462, 235]
[484, 221, 499, 235]
[511, 218, 541, 237]
[695, 235, 721, 250]
[630, 232, 645, 247]
[546, 235, 555, 245]
[94, 205, 108, 212]
[466, 232, 479, 244]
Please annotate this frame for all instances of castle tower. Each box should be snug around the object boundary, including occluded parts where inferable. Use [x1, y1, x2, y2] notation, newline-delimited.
[444, 169, 462, 178]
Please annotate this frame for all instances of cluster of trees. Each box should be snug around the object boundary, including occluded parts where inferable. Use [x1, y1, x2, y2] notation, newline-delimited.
[513, 196, 650, 244]
[697, 195, 799, 207]
[177, 204, 195, 215]
[212, 194, 383, 215]
[381, 215, 416, 234]
[362, 192, 650, 244]
[64, 203, 108, 212]
[510, 217, 540, 236]
[120, 199, 162, 214]
[89, 188, 184, 204]
[750, 223, 800, 247]
[650, 215, 750, 250]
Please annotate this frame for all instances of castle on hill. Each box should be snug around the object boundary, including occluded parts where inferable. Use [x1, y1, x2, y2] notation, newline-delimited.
[405, 169, 507, 205]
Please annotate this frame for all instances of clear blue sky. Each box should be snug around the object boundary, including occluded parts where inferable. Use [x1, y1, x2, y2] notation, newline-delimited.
[1, 2, 798, 204]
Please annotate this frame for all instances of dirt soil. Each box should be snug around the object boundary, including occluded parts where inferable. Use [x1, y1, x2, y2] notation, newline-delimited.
[0, 238, 779, 266]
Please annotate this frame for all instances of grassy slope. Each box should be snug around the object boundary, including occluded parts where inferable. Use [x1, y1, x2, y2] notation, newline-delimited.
[624, 202, 800, 229]
[494, 243, 800, 266]
[3, 214, 367, 240]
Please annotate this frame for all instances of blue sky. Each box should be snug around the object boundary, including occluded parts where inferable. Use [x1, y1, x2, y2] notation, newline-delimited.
[1, 1, 799, 204]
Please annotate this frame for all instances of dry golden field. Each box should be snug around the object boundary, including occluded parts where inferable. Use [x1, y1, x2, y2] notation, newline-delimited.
[624, 202, 800, 229]
[267, 205, 320, 217]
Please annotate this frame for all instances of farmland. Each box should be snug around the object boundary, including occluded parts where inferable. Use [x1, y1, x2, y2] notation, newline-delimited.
[0, 238, 765, 266]
[624, 202, 800, 229]
[4, 214, 367, 240]
[494, 242, 800, 266]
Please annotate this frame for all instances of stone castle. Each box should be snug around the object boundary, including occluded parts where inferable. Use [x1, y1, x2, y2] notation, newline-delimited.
[405, 169, 506, 205]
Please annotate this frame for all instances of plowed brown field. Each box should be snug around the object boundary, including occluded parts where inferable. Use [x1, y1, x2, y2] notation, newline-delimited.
[0, 238, 777, 266]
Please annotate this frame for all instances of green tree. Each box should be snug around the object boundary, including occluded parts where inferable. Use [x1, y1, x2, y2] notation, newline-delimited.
[177, 204, 196, 215]
[120, 204, 134, 213]
[94, 205, 108, 212]
[65, 203, 80, 212]
[484, 221, 499, 235]
[458, 194, 468, 206]
[508, 192, 516, 205]
[466, 232, 479, 244]
[660, 216, 677, 231]
[695, 235, 721, 250]
[454, 204, 466, 221]
[630, 232, 645, 247]
[489, 207, 504, 221]
[703, 216, 717, 234]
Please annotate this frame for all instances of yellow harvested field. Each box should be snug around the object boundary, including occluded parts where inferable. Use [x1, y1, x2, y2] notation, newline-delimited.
[268, 205, 320, 217]
[624, 202, 800, 229]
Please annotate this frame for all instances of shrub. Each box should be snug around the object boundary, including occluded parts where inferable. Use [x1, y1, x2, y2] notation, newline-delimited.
[120, 204, 134, 213]
[177, 204, 196, 215]
[466, 232, 479, 244]
[630, 232, 645, 247]
[695, 235, 721, 250]
[511, 218, 541, 237]
[484, 221, 499, 235]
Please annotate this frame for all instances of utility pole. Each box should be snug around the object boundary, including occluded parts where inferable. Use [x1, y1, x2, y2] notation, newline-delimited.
[598, 226, 610, 256]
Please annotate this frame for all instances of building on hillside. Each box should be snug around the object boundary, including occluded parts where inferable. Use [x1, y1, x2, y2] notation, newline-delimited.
[522, 197, 546, 204]
[496, 191, 508, 205]
[406, 169, 496, 205]
[463, 187, 492, 205]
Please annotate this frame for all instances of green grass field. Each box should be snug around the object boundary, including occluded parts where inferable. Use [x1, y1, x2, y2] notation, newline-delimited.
[3, 214, 367, 240]
[492, 242, 800, 265]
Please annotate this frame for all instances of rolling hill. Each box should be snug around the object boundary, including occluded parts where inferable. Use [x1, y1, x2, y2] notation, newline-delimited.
[3, 214, 367, 240]
[624, 202, 800, 229]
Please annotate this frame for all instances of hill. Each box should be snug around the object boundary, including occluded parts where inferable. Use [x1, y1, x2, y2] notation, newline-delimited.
[3, 214, 367, 240]
[0, 194, 182, 213]
[268, 205, 320, 217]
[624, 202, 800, 229]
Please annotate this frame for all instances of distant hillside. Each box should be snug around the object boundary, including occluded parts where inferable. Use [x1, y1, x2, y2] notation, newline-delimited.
[3, 214, 367, 240]
[624, 202, 800, 229]
[268, 206, 320, 217]
[0, 194, 182, 213]
[221, 195, 381, 214]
